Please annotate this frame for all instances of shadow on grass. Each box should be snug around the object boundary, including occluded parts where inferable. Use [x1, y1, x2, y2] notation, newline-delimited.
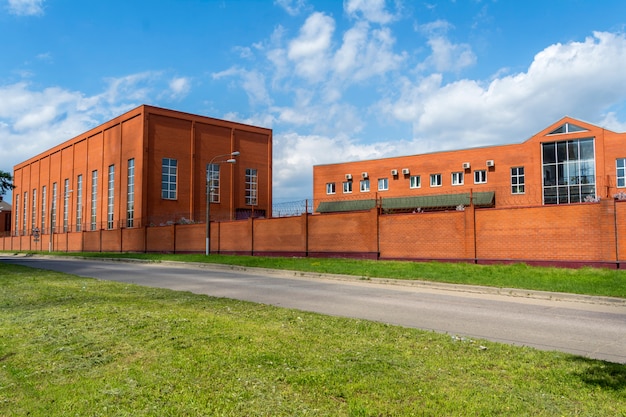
[571, 357, 626, 391]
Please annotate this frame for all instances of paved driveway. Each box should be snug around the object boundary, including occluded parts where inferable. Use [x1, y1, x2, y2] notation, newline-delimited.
[2, 255, 626, 363]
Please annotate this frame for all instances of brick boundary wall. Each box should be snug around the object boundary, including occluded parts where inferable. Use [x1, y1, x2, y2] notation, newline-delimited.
[2, 199, 626, 268]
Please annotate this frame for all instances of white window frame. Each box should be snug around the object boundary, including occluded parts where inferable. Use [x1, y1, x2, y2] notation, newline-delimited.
[207, 163, 221, 203]
[360, 179, 370, 192]
[430, 174, 442, 187]
[343, 181, 352, 194]
[76, 175, 83, 232]
[511, 166, 525, 194]
[410, 175, 421, 189]
[474, 170, 487, 184]
[161, 158, 178, 200]
[326, 182, 336, 195]
[41, 186, 46, 232]
[617, 158, 626, 188]
[90, 171, 98, 231]
[378, 178, 389, 191]
[107, 165, 115, 230]
[127, 159, 135, 227]
[451, 172, 464, 186]
[245, 168, 258, 206]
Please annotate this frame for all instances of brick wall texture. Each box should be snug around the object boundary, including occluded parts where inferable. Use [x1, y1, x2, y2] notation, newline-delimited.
[3, 200, 626, 268]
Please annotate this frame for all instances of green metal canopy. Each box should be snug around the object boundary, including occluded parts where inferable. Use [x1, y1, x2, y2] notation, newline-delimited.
[316, 192, 495, 214]
[382, 191, 495, 211]
[316, 199, 377, 213]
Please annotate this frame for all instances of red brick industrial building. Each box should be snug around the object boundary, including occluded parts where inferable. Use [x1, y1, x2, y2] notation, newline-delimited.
[313, 117, 626, 213]
[7, 105, 272, 249]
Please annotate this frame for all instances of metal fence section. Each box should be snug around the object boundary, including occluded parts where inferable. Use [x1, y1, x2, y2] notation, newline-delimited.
[272, 199, 312, 217]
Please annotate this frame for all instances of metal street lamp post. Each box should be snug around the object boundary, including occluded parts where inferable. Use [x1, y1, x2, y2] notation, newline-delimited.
[206, 151, 240, 255]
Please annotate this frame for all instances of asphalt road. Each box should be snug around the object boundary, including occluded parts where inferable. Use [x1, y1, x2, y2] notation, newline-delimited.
[2, 255, 626, 364]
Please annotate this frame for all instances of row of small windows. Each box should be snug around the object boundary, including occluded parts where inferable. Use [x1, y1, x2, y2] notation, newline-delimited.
[326, 168, 525, 195]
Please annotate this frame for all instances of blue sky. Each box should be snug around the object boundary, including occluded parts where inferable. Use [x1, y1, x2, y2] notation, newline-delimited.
[2, 0, 626, 203]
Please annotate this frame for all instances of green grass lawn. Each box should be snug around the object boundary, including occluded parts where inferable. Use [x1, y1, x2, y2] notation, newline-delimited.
[1, 262, 625, 416]
[23, 251, 626, 299]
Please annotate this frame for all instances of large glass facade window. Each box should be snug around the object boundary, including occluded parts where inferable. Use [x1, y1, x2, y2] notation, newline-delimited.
[127, 159, 135, 227]
[207, 163, 220, 203]
[107, 165, 115, 229]
[246, 168, 258, 205]
[76, 175, 83, 231]
[161, 158, 177, 200]
[542, 138, 595, 204]
[91, 170, 98, 231]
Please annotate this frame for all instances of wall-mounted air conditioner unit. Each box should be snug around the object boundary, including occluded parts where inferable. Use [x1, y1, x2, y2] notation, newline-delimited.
[361, 172, 369, 179]
[345, 174, 352, 180]
[462, 162, 471, 169]
[486, 160, 495, 167]
[391, 169, 398, 176]
[402, 168, 410, 175]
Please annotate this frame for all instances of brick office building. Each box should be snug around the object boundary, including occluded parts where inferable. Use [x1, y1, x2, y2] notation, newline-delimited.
[314, 117, 626, 212]
[10, 105, 272, 243]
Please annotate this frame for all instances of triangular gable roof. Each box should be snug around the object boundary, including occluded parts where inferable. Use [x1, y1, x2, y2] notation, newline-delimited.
[524, 117, 616, 144]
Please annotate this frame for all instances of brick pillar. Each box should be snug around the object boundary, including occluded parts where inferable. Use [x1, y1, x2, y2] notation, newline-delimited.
[599, 198, 618, 263]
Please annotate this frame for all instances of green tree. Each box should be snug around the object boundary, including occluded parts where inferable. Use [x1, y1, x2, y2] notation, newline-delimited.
[0, 170, 15, 196]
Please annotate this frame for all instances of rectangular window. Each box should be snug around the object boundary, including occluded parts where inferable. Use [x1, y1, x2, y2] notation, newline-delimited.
[23, 192, 28, 235]
[410, 175, 421, 189]
[127, 159, 135, 227]
[107, 165, 115, 229]
[360, 179, 370, 192]
[378, 178, 389, 191]
[207, 163, 221, 203]
[542, 138, 595, 204]
[326, 182, 336, 195]
[76, 175, 83, 231]
[63, 179, 70, 233]
[51, 183, 57, 233]
[41, 186, 46, 232]
[343, 181, 352, 193]
[511, 167, 525, 194]
[161, 158, 177, 200]
[617, 158, 626, 188]
[451, 172, 464, 186]
[91, 171, 98, 231]
[31, 189, 37, 232]
[246, 168, 258, 205]
[430, 174, 442, 187]
[14, 194, 19, 236]
[474, 170, 487, 184]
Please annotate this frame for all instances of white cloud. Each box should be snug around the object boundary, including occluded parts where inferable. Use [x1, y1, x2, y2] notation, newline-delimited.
[273, 130, 407, 198]
[344, 0, 396, 24]
[167, 77, 192, 100]
[0, 72, 194, 176]
[274, 0, 307, 16]
[382, 31, 626, 151]
[287, 12, 335, 82]
[7, 0, 44, 16]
